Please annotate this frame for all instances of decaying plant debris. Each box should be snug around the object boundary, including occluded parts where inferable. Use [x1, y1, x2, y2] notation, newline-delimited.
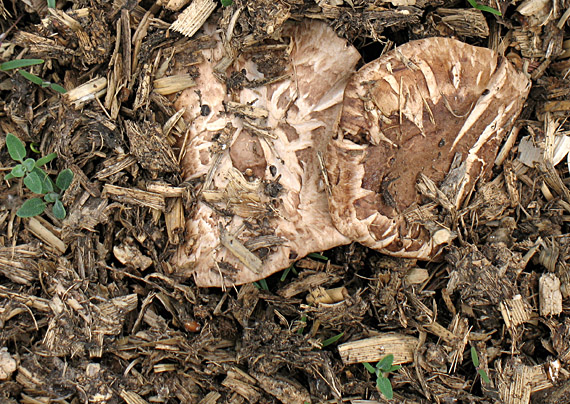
[0, 0, 569, 403]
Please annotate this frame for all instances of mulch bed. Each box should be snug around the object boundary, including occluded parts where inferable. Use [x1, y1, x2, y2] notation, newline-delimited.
[1, 0, 570, 403]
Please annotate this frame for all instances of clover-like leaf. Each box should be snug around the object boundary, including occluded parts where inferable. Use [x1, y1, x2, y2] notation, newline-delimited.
[377, 354, 395, 373]
[56, 169, 74, 191]
[52, 199, 66, 219]
[377, 376, 393, 399]
[16, 198, 46, 217]
[35, 152, 57, 167]
[24, 171, 44, 194]
[23, 158, 36, 173]
[44, 192, 58, 203]
[10, 164, 26, 178]
[389, 364, 402, 373]
[363, 362, 376, 374]
[32, 167, 53, 193]
[6, 134, 26, 162]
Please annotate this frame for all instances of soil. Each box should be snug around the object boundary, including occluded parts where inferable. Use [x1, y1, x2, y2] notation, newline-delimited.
[0, 0, 569, 403]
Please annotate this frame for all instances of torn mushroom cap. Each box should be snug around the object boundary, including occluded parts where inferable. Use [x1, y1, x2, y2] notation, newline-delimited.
[326, 37, 530, 259]
[173, 21, 359, 287]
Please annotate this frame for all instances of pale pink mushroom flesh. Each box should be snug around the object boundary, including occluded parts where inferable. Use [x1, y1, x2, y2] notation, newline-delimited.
[172, 22, 530, 287]
[173, 21, 360, 287]
[326, 37, 530, 259]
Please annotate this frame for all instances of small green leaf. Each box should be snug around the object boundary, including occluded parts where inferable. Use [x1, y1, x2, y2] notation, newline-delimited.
[0, 59, 44, 71]
[377, 376, 393, 399]
[363, 362, 376, 374]
[6, 134, 26, 162]
[258, 278, 269, 291]
[16, 198, 46, 217]
[378, 354, 395, 372]
[24, 172, 44, 194]
[307, 252, 328, 261]
[47, 0, 56, 8]
[10, 164, 26, 178]
[30, 143, 40, 153]
[56, 169, 74, 191]
[478, 369, 491, 384]
[280, 264, 294, 282]
[470, 346, 480, 367]
[18, 70, 45, 85]
[23, 158, 36, 173]
[4, 173, 14, 180]
[467, 0, 502, 15]
[297, 315, 307, 335]
[221, 0, 233, 6]
[52, 199, 66, 219]
[35, 152, 57, 167]
[321, 332, 344, 347]
[44, 192, 58, 203]
[32, 167, 53, 193]
[49, 83, 67, 94]
[389, 364, 402, 372]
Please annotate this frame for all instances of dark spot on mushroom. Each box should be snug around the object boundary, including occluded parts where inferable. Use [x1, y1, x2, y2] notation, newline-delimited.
[257, 247, 269, 258]
[269, 165, 277, 177]
[482, 89, 490, 96]
[345, 129, 368, 145]
[438, 138, 445, 147]
[265, 181, 283, 198]
[289, 251, 298, 260]
[201, 104, 211, 116]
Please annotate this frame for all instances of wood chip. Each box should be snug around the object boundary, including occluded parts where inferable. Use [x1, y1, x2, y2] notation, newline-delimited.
[170, 0, 217, 38]
[338, 333, 419, 365]
[27, 217, 66, 254]
[102, 184, 166, 211]
[539, 273, 563, 316]
[63, 77, 107, 109]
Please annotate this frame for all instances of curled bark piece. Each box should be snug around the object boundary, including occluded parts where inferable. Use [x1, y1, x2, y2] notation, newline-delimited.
[173, 21, 360, 287]
[326, 38, 530, 259]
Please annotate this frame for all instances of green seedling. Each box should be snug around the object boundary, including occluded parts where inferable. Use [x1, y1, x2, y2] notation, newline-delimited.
[0, 58, 66, 94]
[4, 134, 73, 219]
[321, 332, 344, 348]
[307, 252, 328, 261]
[467, 0, 502, 15]
[221, 0, 233, 6]
[254, 278, 269, 291]
[470, 346, 491, 384]
[363, 354, 402, 400]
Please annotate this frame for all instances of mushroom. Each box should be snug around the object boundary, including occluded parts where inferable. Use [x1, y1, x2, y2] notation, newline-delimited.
[173, 21, 360, 287]
[173, 22, 530, 287]
[326, 37, 530, 259]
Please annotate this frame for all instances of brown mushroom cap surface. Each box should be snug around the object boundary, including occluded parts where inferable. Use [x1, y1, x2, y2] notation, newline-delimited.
[326, 38, 530, 259]
[173, 21, 359, 287]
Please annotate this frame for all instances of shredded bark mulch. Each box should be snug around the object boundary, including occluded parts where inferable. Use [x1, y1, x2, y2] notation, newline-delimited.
[1, 0, 570, 403]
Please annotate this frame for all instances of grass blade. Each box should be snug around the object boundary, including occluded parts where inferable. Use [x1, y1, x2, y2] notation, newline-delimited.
[0, 59, 44, 71]
[321, 332, 344, 347]
[18, 70, 44, 85]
